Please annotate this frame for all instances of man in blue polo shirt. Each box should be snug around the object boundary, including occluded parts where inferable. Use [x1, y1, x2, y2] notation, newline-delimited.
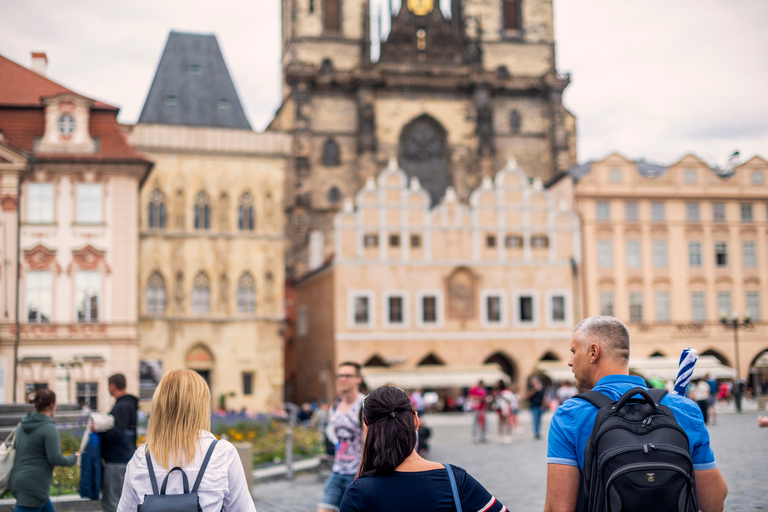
[544, 316, 728, 512]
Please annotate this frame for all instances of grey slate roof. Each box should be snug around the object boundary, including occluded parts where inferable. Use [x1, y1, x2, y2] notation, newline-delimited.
[138, 31, 251, 129]
[568, 159, 668, 180]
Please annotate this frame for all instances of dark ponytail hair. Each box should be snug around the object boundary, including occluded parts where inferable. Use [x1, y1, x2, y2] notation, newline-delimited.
[356, 386, 416, 479]
[33, 388, 56, 412]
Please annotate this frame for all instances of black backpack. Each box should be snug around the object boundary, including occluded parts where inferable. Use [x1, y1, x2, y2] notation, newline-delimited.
[575, 387, 698, 512]
[138, 440, 218, 512]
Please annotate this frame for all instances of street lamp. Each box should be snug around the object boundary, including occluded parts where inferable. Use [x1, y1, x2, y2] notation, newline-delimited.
[720, 311, 753, 412]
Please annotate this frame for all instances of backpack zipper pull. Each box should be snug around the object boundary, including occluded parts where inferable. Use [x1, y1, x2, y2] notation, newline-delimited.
[643, 443, 649, 453]
[649, 443, 656, 450]
[641, 418, 647, 428]
[647, 416, 653, 426]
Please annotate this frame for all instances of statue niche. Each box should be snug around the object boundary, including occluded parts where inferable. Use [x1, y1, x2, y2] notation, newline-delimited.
[399, 115, 449, 206]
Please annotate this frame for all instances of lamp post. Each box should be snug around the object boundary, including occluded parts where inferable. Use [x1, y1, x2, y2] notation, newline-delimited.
[720, 312, 752, 413]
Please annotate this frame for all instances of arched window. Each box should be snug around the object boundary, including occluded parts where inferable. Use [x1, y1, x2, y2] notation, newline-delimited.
[194, 191, 211, 230]
[322, 139, 340, 166]
[146, 272, 166, 314]
[148, 189, 167, 229]
[327, 186, 342, 204]
[399, 115, 449, 206]
[238, 193, 255, 231]
[237, 273, 256, 313]
[510, 109, 521, 134]
[192, 272, 210, 314]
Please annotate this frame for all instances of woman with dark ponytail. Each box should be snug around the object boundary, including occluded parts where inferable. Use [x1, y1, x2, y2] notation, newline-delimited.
[340, 386, 507, 512]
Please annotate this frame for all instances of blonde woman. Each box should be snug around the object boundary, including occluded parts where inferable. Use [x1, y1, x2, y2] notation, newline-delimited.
[116, 370, 256, 512]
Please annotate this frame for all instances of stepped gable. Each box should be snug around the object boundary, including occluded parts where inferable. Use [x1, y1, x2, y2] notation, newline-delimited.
[138, 31, 251, 129]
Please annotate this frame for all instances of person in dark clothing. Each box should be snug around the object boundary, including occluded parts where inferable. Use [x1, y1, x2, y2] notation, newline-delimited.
[527, 377, 546, 440]
[10, 389, 78, 512]
[99, 374, 138, 512]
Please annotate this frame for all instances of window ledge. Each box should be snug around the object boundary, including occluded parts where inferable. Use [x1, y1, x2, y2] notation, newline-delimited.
[72, 222, 106, 227]
[23, 222, 57, 227]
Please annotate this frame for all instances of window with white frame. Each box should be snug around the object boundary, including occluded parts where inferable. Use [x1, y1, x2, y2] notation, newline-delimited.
[518, 295, 534, 322]
[626, 240, 642, 268]
[716, 291, 732, 317]
[685, 202, 700, 222]
[146, 272, 166, 315]
[740, 203, 754, 222]
[683, 169, 697, 184]
[743, 241, 757, 268]
[689, 242, 702, 267]
[596, 201, 610, 222]
[655, 291, 671, 323]
[715, 242, 728, 267]
[652, 240, 668, 268]
[481, 291, 506, 326]
[75, 184, 103, 224]
[597, 240, 613, 268]
[625, 202, 639, 222]
[192, 272, 210, 314]
[352, 294, 372, 326]
[416, 291, 442, 327]
[551, 295, 566, 322]
[28, 183, 54, 224]
[746, 292, 760, 321]
[385, 294, 406, 325]
[629, 292, 643, 323]
[76, 382, 98, 410]
[691, 292, 706, 322]
[752, 171, 764, 185]
[650, 202, 665, 222]
[27, 271, 53, 324]
[363, 234, 378, 248]
[600, 292, 614, 316]
[297, 306, 308, 337]
[75, 271, 101, 323]
[712, 203, 726, 223]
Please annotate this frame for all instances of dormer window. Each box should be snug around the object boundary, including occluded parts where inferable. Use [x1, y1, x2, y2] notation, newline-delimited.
[58, 114, 75, 136]
[164, 95, 179, 107]
[217, 98, 231, 110]
[188, 64, 202, 75]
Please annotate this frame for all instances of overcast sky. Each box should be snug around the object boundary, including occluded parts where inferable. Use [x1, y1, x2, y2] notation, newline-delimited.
[1, 0, 766, 167]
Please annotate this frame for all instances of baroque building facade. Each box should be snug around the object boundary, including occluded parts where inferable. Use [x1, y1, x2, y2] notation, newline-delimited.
[270, 0, 577, 277]
[128, 32, 291, 410]
[290, 159, 581, 402]
[0, 53, 151, 406]
[574, 153, 768, 386]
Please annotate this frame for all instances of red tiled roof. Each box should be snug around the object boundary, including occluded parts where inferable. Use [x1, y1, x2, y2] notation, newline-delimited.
[0, 54, 116, 110]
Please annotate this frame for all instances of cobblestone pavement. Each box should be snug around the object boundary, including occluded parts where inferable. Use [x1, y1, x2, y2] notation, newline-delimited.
[253, 405, 768, 512]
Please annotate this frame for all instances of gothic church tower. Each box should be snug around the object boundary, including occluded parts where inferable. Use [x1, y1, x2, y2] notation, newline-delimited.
[270, 0, 577, 277]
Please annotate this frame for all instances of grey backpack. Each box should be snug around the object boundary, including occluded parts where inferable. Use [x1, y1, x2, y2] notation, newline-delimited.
[138, 440, 218, 512]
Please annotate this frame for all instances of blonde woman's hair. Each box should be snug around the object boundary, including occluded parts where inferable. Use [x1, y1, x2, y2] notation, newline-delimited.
[146, 369, 212, 469]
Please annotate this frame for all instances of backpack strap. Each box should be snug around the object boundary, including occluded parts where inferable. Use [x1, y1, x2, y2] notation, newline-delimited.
[160, 467, 190, 495]
[646, 387, 668, 404]
[444, 463, 463, 512]
[573, 390, 613, 409]
[145, 450, 160, 495]
[192, 439, 219, 493]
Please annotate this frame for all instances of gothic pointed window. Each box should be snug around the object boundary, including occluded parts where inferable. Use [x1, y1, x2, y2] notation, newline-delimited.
[399, 115, 449, 206]
[323, 0, 341, 33]
[503, 0, 522, 31]
[148, 189, 167, 229]
[237, 272, 256, 313]
[194, 191, 211, 230]
[192, 272, 210, 314]
[322, 139, 340, 166]
[238, 193, 255, 231]
[510, 109, 521, 135]
[146, 272, 166, 315]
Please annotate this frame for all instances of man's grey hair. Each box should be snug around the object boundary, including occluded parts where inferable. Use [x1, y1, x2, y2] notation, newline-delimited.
[572, 316, 630, 361]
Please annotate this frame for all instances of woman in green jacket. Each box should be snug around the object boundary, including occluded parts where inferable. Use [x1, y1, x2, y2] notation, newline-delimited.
[9, 389, 78, 512]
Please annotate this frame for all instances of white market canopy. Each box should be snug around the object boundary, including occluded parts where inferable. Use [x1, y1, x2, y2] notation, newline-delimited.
[362, 364, 510, 390]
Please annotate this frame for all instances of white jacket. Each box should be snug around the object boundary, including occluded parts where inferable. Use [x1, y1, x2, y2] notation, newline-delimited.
[116, 431, 256, 512]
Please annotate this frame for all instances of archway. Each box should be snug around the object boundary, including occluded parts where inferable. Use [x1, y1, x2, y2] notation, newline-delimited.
[701, 349, 730, 367]
[399, 114, 449, 206]
[483, 352, 518, 383]
[539, 351, 560, 362]
[364, 354, 389, 368]
[649, 351, 666, 358]
[417, 353, 445, 366]
[749, 349, 768, 395]
[186, 343, 215, 389]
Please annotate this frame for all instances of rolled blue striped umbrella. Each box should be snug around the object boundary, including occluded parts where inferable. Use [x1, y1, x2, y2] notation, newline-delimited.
[672, 348, 698, 396]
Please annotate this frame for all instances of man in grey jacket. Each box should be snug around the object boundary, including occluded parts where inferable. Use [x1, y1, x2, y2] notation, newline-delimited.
[99, 374, 138, 512]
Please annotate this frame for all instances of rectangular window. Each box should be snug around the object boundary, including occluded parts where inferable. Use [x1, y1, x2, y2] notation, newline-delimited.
[76, 382, 98, 410]
[600, 292, 614, 316]
[486, 235, 496, 248]
[354, 296, 369, 325]
[717, 292, 732, 317]
[712, 203, 726, 222]
[297, 306, 308, 337]
[519, 296, 533, 322]
[551, 295, 565, 322]
[75, 271, 100, 323]
[626, 240, 642, 268]
[503, 0, 521, 31]
[486, 296, 502, 323]
[596, 202, 610, 222]
[629, 292, 643, 323]
[740, 203, 754, 222]
[410, 234, 421, 248]
[242, 372, 254, 395]
[625, 202, 639, 222]
[655, 291, 671, 323]
[689, 242, 702, 267]
[684, 169, 697, 184]
[26, 271, 53, 324]
[652, 240, 668, 268]
[650, 202, 665, 222]
[597, 240, 613, 268]
[609, 168, 622, 183]
[505, 234, 523, 248]
[389, 234, 400, 247]
[388, 296, 404, 324]
[686, 202, 700, 222]
[746, 292, 761, 321]
[422, 296, 437, 324]
[323, 0, 340, 32]
[691, 292, 706, 322]
[715, 242, 728, 267]
[363, 234, 378, 248]
[75, 183, 103, 224]
[27, 183, 54, 224]
[743, 241, 757, 268]
[752, 171, 764, 185]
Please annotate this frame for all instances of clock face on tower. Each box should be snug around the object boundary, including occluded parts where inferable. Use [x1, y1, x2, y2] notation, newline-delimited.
[407, 0, 434, 16]
[58, 114, 75, 137]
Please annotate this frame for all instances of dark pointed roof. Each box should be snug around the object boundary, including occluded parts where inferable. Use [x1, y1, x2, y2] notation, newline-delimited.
[138, 31, 251, 129]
